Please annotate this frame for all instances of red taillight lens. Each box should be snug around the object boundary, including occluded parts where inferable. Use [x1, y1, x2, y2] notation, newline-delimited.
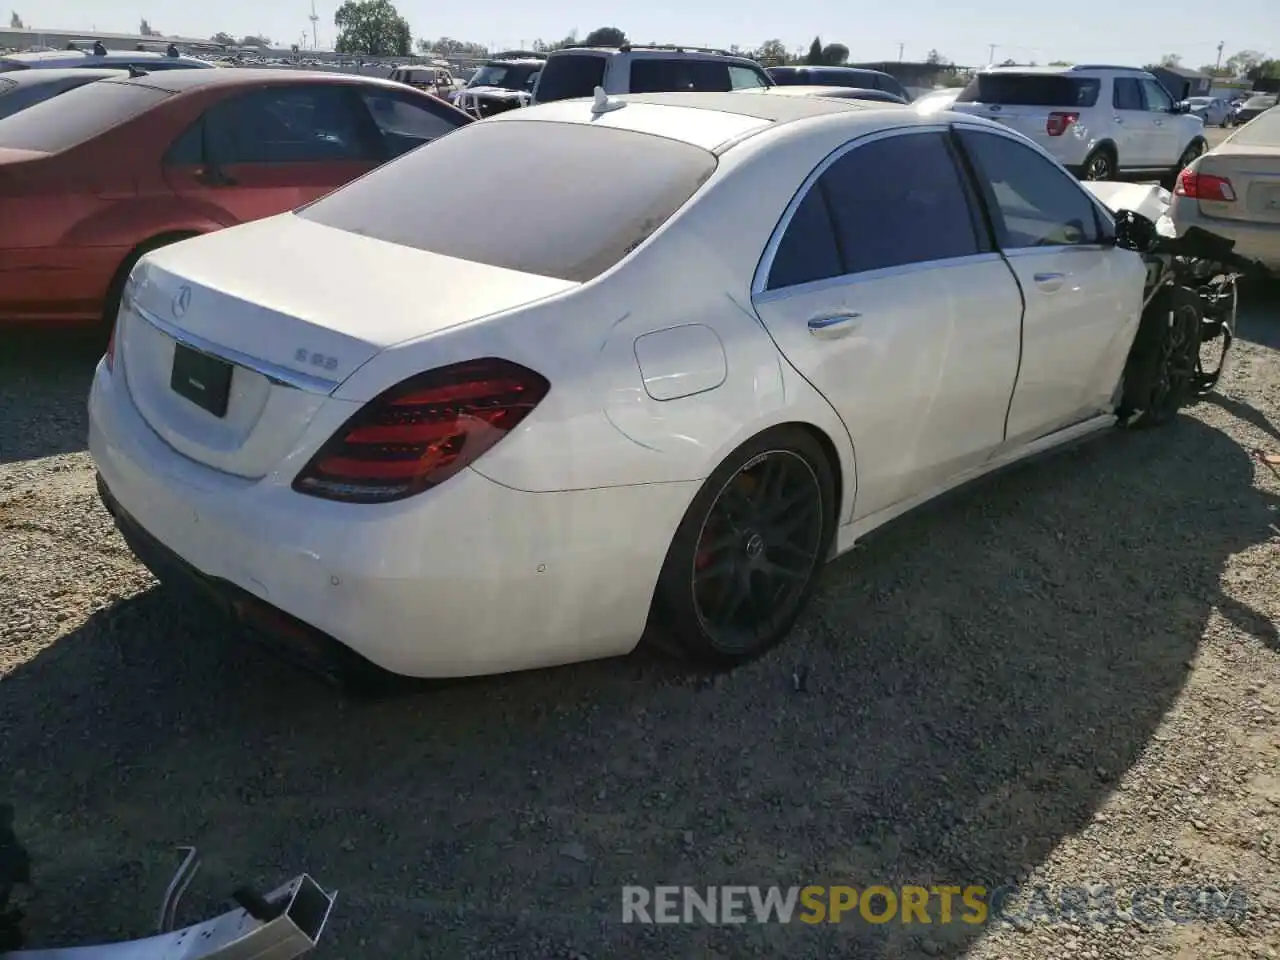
[105, 320, 117, 372]
[292, 358, 550, 504]
[1045, 111, 1079, 136]
[1174, 167, 1236, 202]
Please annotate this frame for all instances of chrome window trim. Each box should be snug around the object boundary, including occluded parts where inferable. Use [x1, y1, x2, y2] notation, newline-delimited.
[130, 299, 342, 396]
[753, 251, 1005, 305]
[751, 122, 962, 297]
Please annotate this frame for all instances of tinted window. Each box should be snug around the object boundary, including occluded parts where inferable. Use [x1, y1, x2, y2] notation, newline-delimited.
[0, 79, 167, 152]
[359, 89, 465, 158]
[957, 74, 1100, 107]
[630, 59, 733, 94]
[0, 76, 96, 121]
[199, 85, 378, 164]
[768, 68, 805, 86]
[1113, 78, 1143, 110]
[468, 62, 541, 91]
[768, 185, 842, 290]
[534, 53, 606, 102]
[958, 130, 1101, 248]
[299, 120, 716, 282]
[1140, 78, 1173, 111]
[0, 61, 28, 73]
[728, 65, 768, 90]
[820, 132, 983, 273]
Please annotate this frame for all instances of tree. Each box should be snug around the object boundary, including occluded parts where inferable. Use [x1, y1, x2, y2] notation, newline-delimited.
[1199, 64, 1233, 77]
[418, 37, 488, 58]
[583, 26, 626, 47]
[1048, 59, 1073, 66]
[210, 31, 235, 46]
[1225, 49, 1265, 76]
[1160, 53, 1182, 67]
[239, 35, 270, 47]
[139, 18, 160, 36]
[754, 38, 787, 63]
[1247, 59, 1280, 81]
[334, 0, 411, 55]
[9, 11, 21, 28]
[822, 42, 848, 65]
[805, 36, 824, 65]
[925, 48, 951, 66]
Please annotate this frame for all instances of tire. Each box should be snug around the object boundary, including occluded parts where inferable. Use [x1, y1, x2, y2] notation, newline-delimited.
[1172, 138, 1207, 176]
[1080, 147, 1116, 181]
[101, 233, 197, 333]
[649, 426, 837, 668]
[1118, 285, 1203, 429]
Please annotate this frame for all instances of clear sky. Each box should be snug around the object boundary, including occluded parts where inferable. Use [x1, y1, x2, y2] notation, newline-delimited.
[21, 0, 1280, 70]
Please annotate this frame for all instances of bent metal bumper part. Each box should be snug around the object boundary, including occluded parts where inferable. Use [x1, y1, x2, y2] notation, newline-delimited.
[1, 847, 334, 960]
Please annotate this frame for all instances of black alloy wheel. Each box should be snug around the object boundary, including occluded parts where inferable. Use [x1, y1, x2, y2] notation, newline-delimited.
[651, 427, 835, 666]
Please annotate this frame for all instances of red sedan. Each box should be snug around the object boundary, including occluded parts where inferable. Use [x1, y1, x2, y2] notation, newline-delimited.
[0, 68, 472, 327]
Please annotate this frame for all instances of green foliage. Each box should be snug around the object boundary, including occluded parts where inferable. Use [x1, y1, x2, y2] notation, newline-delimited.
[583, 26, 627, 47]
[333, 0, 411, 57]
[805, 36, 824, 65]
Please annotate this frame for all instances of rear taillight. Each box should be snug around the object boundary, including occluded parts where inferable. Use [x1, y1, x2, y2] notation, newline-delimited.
[1045, 111, 1079, 136]
[1175, 167, 1236, 202]
[104, 320, 117, 372]
[292, 358, 550, 504]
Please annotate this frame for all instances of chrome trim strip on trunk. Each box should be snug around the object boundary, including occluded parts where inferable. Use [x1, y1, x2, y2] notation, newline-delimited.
[130, 300, 342, 396]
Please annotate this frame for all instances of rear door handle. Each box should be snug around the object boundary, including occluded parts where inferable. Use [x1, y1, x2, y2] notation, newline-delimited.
[1033, 272, 1066, 292]
[807, 313, 861, 338]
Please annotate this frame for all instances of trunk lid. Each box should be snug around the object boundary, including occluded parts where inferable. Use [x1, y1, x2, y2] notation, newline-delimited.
[118, 213, 578, 479]
[1195, 144, 1280, 225]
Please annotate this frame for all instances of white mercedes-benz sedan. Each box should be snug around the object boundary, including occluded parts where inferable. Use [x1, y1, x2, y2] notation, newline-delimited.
[89, 89, 1164, 683]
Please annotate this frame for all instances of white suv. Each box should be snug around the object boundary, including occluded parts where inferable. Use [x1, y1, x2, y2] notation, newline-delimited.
[531, 44, 772, 104]
[949, 64, 1208, 181]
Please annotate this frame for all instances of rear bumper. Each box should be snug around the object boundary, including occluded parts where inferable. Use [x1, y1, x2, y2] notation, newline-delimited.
[1168, 198, 1280, 273]
[88, 356, 696, 678]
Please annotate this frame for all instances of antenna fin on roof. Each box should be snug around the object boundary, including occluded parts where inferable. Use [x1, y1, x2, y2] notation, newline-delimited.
[590, 86, 626, 114]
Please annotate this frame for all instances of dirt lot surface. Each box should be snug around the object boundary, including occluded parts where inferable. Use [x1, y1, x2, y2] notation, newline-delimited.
[2, 283, 1279, 959]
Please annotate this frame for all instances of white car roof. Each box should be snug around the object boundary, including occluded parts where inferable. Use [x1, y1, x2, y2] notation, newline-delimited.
[494, 90, 911, 153]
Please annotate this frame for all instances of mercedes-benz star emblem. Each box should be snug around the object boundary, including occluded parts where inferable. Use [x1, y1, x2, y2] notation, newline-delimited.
[172, 285, 192, 319]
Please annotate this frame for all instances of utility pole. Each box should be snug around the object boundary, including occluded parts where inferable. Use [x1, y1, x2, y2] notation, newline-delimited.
[987, 43, 997, 64]
[1215, 40, 1225, 71]
[897, 42, 904, 61]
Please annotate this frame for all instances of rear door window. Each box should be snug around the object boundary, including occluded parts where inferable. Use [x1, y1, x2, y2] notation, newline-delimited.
[200, 85, 381, 164]
[1112, 78, 1144, 111]
[958, 73, 1100, 107]
[298, 120, 716, 282]
[630, 59, 733, 93]
[0, 79, 168, 152]
[820, 131, 985, 273]
[533, 53, 606, 102]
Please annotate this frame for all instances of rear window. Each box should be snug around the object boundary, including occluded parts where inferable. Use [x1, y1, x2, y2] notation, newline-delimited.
[298, 120, 717, 282]
[534, 53, 606, 102]
[1231, 107, 1280, 144]
[0, 60, 28, 73]
[631, 59, 738, 93]
[957, 74, 1101, 108]
[0, 79, 168, 152]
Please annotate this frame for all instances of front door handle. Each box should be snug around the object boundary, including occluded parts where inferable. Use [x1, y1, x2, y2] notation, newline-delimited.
[807, 313, 861, 338]
[1033, 271, 1066, 292]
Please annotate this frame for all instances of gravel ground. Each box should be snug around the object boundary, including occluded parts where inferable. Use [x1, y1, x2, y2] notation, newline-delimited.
[2, 281, 1279, 959]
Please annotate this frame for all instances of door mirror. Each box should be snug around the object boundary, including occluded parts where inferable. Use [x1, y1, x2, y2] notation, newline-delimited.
[1170, 101, 1190, 114]
[1112, 209, 1160, 253]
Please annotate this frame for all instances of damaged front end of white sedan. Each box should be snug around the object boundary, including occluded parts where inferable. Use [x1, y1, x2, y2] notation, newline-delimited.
[1085, 180, 1263, 428]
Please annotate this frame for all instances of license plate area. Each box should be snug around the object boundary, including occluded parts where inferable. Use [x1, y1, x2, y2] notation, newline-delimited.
[170, 342, 233, 418]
